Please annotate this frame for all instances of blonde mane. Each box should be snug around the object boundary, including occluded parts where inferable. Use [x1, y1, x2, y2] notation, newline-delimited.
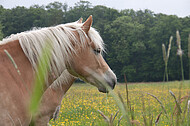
[0, 21, 104, 87]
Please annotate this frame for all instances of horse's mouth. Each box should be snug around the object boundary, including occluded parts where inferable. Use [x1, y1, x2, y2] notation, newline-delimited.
[98, 87, 108, 93]
[93, 76, 116, 93]
[92, 79, 109, 93]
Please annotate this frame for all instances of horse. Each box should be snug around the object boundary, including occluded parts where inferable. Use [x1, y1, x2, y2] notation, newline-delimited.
[0, 15, 117, 125]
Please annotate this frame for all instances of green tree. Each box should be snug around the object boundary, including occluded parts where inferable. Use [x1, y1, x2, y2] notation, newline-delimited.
[149, 14, 182, 81]
[0, 1, 189, 82]
[104, 16, 145, 81]
[0, 5, 5, 39]
[28, 5, 48, 27]
[45, 2, 65, 25]
[1, 6, 30, 37]
[0, 23, 4, 40]
[90, 5, 120, 36]
[1, 6, 49, 37]
[64, 0, 92, 23]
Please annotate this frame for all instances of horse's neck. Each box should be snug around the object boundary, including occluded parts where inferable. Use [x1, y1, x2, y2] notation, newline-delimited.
[0, 40, 35, 92]
[41, 76, 76, 108]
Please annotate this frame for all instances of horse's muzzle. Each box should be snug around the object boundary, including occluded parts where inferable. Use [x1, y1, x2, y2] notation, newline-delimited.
[98, 69, 117, 93]
[98, 79, 116, 93]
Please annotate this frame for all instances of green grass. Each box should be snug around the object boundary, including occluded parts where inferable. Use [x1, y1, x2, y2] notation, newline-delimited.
[49, 81, 190, 126]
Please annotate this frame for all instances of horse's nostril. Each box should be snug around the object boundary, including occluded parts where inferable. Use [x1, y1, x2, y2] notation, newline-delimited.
[104, 69, 117, 90]
[107, 78, 116, 90]
[112, 79, 116, 89]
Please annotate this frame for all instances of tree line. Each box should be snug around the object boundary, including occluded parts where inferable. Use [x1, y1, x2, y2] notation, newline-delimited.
[0, 1, 190, 82]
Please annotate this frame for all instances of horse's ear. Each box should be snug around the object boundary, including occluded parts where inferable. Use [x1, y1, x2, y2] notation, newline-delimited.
[82, 15, 92, 33]
[77, 17, 83, 23]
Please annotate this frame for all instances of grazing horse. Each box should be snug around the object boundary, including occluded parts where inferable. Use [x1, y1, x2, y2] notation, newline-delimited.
[0, 15, 117, 125]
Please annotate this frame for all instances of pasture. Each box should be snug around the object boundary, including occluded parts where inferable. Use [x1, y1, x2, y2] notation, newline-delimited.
[49, 81, 190, 126]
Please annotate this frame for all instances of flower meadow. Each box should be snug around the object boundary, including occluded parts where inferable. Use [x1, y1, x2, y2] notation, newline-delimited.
[49, 81, 190, 126]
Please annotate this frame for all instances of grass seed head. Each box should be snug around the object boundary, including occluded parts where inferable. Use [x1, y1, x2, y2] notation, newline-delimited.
[167, 36, 173, 59]
[162, 44, 167, 62]
[188, 34, 190, 58]
[176, 30, 181, 50]
[177, 49, 183, 57]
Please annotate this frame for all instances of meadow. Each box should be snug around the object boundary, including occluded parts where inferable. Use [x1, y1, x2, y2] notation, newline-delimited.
[49, 81, 190, 126]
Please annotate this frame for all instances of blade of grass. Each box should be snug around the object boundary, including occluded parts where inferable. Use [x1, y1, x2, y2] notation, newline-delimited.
[155, 112, 162, 126]
[147, 93, 169, 120]
[181, 95, 190, 124]
[188, 34, 190, 79]
[169, 90, 182, 114]
[4, 49, 29, 93]
[113, 110, 119, 122]
[176, 30, 184, 81]
[4, 49, 21, 75]
[124, 74, 130, 108]
[141, 94, 147, 126]
[117, 116, 123, 126]
[30, 41, 52, 116]
[86, 68, 131, 126]
[124, 74, 135, 121]
[97, 110, 110, 122]
[187, 99, 190, 125]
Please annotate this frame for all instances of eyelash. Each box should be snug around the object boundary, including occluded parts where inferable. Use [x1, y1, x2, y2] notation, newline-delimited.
[94, 48, 101, 55]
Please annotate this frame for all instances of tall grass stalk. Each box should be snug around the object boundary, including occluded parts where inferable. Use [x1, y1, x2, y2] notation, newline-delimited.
[188, 34, 190, 79]
[181, 95, 190, 124]
[176, 30, 184, 81]
[4, 49, 21, 75]
[169, 90, 182, 114]
[104, 86, 131, 125]
[176, 31, 184, 102]
[124, 74, 135, 121]
[4, 49, 29, 93]
[155, 112, 162, 126]
[162, 36, 173, 81]
[147, 93, 169, 120]
[30, 41, 52, 117]
[124, 74, 130, 108]
[97, 110, 119, 126]
[86, 68, 131, 126]
[176, 30, 186, 125]
[169, 90, 182, 125]
[188, 100, 190, 125]
[141, 94, 148, 126]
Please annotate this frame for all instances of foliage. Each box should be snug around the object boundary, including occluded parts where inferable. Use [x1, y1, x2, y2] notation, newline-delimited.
[0, 1, 190, 82]
[0, 23, 3, 40]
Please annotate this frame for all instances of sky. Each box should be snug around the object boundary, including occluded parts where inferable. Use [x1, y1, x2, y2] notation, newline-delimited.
[0, 0, 190, 17]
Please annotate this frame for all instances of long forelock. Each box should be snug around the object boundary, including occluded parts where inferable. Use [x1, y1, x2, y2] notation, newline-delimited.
[0, 21, 104, 87]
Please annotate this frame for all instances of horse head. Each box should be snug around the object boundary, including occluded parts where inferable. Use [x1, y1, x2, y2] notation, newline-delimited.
[66, 16, 117, 93]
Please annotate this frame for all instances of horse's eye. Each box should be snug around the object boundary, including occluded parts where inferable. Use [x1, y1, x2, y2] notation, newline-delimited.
[94, 48, 101, 55]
